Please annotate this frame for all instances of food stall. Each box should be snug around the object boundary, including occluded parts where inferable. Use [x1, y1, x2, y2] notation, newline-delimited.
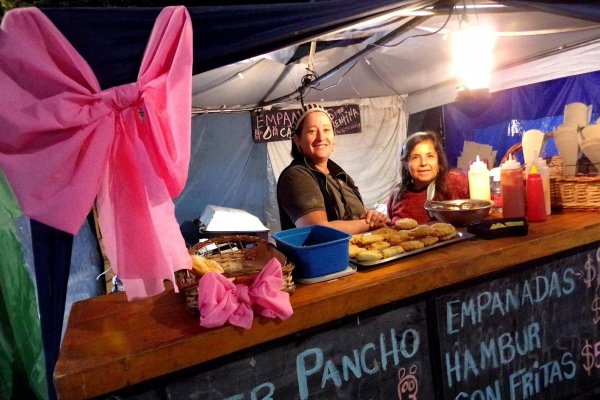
[2, 3, 600, 400]
[54, 211, 600, 399]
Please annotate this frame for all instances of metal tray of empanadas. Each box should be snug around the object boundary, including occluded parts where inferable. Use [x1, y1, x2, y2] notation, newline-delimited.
[349, 229, 474, 268]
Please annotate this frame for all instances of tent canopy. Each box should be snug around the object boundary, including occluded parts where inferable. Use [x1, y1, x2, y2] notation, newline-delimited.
[41, 1, 600, 115]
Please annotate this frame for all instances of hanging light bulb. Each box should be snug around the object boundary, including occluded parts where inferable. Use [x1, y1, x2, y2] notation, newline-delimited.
[452, 22, 496, 91]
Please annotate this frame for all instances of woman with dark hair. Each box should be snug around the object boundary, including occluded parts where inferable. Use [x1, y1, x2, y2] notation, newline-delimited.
[387, 131, 469, 224]
[277, 104, 390, 234]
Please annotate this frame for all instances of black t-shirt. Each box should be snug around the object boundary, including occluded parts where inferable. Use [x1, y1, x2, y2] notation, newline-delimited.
[277, 158, 365, 230]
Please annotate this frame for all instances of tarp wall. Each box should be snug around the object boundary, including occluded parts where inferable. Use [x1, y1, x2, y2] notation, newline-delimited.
[444, 70, 600, 168]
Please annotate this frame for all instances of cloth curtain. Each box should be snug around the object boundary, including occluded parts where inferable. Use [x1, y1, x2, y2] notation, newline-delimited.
[0, 6, 193, 300]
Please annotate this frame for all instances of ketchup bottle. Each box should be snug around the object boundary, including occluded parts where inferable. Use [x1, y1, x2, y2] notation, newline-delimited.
[526, 164, 546, 222]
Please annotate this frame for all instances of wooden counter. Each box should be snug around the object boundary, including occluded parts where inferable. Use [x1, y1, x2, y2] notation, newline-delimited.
[54, 211, 600, 399]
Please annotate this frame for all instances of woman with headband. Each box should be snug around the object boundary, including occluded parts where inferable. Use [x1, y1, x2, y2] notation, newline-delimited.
[277, 104, 390, 234]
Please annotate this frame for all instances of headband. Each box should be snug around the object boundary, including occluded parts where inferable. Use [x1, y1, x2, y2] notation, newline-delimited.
[293, 104, 329, 133]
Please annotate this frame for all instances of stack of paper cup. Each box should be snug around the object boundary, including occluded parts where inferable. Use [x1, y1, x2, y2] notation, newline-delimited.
[564, 102, 590, 127]
[581, 124, 600, 141]
[554, 124, 579, 176]
[581, 123, 600, 169]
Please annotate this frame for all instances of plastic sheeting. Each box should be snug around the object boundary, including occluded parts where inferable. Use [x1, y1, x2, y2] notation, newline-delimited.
[0, 172, 47, 400]
[444, 70, 600, 168]
[175, 113, 269, 229]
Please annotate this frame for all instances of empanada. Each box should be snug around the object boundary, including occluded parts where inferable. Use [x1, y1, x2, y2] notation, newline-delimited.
[394, 218, 418, 230]
[401, 240, 425, 251]
[356, 249, 383, 261]
[382, 245, 405, 258]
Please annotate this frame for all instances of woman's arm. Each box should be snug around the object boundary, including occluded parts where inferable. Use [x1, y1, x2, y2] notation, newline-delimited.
[294, 209, 390, 235]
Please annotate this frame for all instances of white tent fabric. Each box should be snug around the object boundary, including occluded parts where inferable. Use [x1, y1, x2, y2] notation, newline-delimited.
[191, 7, 600, 117]
[407, 38, 600, 114]
[265, 95, 405, 231]
[192, 33, 600, 116]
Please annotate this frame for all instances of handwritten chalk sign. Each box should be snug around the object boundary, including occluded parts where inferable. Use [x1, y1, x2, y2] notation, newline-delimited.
[131, 302, 433, 399]
[436, 242, 600, 400]
[252, 105, 361, 143]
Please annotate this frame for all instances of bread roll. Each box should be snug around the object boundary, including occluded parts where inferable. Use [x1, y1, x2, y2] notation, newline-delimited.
[191, 255, 224, 275]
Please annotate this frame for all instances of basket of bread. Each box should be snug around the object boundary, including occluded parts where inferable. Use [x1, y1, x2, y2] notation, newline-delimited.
[175, 235, 295, 315]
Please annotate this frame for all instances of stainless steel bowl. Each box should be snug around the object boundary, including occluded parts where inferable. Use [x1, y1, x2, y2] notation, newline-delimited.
[424, 199, 493, 226]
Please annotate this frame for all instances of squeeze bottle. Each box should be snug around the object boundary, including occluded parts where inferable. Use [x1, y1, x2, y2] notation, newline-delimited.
[468, 155, 491, 201]
[532, 157, 551, 216]
[526, 165, 546, 222]
[489, 167, 502, 211]
[501, 155, 525, 218]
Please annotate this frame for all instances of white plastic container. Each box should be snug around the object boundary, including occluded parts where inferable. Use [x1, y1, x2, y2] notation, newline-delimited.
[468, 155, 491, 201]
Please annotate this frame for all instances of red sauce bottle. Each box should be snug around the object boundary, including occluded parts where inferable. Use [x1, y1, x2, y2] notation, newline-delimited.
[526, 164, 546, 222]
[500, 155, 525, 218]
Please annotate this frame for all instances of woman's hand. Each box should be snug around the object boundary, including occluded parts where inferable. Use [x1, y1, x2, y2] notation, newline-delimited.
[294, 209, 391, 235]
[361, 209, 391, 229]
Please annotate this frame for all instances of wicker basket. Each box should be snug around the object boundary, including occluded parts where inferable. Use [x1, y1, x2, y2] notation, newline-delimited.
[501, 133, 600, 211]
[174, 235, 295, 315]
[547, 156, 600, 211]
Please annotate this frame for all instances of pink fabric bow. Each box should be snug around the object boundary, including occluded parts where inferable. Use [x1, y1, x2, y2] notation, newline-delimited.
[0, 7, 193, 300]
[198, 258, 293, 329]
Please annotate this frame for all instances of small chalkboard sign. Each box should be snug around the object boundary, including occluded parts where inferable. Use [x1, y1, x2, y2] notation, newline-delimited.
[435, 242, 600, 400]
[252, 104, 361, 143]
[146, 302, 433, 399]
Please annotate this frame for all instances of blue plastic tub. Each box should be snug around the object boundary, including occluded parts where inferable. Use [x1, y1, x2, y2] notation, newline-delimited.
[272, 225, 351, 279]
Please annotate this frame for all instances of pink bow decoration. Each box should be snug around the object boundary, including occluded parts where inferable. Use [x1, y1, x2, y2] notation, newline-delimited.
[198, 257, 293, 329]
[0, 7, 193, 300]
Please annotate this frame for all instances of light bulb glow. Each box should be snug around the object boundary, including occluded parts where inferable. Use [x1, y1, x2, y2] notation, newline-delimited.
[452, 24, 496, 90]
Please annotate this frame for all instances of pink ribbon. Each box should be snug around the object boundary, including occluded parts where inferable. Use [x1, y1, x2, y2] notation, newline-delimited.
[0, 7, 193, 300]
[198, 258, 293, 329]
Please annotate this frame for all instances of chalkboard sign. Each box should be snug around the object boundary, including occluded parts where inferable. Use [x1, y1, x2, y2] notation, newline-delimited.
[252, 104, 361, 143]
[436, 242, 600, 400]
[136, 302, 433, 399]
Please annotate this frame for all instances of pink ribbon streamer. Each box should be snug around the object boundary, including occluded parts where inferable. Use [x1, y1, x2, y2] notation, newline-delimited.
[0, 7, 193, 300]
[198, 258, 293, 329]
